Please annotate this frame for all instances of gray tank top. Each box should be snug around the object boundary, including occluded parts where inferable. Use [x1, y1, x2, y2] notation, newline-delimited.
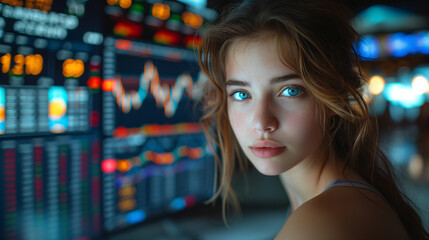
[323, 179, 383, 197]
[285, 179, 384, 220]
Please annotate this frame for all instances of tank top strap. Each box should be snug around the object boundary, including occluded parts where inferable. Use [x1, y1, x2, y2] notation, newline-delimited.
[323, 179, 384, 198]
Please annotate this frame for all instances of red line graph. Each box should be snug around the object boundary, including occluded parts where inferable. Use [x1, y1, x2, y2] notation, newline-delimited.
[107, 61, 206, 117]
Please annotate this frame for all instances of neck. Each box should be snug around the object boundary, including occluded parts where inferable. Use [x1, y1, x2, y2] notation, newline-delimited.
[279, 154, 360, 211]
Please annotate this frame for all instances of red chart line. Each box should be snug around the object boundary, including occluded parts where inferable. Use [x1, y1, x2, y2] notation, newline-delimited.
[110, 61, 206, 117]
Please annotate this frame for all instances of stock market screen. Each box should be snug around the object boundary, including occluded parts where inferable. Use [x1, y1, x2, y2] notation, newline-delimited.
[101, 0, 216, 233]
[0, 0, 216, 239]
[101, 37, 214, 232]
[0, 1, 104, 239]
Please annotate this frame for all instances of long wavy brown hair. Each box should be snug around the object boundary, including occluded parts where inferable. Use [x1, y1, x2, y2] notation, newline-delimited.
[197, 0, 428, 238]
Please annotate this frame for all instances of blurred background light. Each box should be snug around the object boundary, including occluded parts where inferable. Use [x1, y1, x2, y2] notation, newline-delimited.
[358, 35, 380, 59]
[409, 154, 424, 180]
[352, 5, 428, 34]
[416, 31, 429, 54]
[357, 32, 429, 59]
[405, 106, 421, 122]
[371, 94, 387, 116]
[388, 104, 405, 123]
[411, 75, 429, 94]
[387, 33, 416, 57]
[384, 82, 425, 108]
[177, 0, 206, 9]
[369, 75, 385, 95]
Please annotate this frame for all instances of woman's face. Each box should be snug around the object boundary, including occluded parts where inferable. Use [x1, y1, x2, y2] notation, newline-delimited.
[225, 38, 326, 176]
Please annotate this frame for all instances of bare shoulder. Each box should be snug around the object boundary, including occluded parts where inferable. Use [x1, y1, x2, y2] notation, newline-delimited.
[275, 196, 341, 240]
[275, 187, 411, 240]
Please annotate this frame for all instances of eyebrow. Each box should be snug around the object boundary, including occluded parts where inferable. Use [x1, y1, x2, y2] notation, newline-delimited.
[226, 73, 301, 87]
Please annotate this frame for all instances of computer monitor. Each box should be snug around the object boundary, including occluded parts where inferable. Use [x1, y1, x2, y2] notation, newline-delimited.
[101, 36, 215, 232]
[101, 0, 216, 233]
[0, 0, 216, 239]
[0, 1, 104, 239]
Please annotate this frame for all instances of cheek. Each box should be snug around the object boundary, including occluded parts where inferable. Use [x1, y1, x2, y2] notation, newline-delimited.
[228, 105, 249, 142]
[228, 110, 246, 136]
[285, 106, 323, 144]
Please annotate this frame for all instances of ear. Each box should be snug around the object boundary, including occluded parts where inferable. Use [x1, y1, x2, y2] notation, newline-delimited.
[325, 108, 339, 133]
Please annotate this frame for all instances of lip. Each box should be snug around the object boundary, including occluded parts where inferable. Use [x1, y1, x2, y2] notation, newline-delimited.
[249, 140, 286, 158]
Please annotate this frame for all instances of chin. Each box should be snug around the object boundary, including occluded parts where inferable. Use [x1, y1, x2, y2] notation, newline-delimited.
[248, 155, 300, 176]
[252, 161, 289, 176]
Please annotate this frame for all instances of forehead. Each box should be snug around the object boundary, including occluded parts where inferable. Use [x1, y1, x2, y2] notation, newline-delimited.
[225, 37, 295, 80]
[227, 36, 279, 61]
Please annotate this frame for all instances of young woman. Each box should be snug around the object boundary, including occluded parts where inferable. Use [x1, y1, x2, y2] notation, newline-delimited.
[197, 0, 429, 239]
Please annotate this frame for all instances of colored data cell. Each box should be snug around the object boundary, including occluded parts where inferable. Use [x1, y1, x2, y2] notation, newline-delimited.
[48, 87, 68, 133]
[0, 87, 5, 134]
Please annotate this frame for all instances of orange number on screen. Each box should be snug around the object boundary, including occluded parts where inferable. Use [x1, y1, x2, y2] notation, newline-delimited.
[25, 54, 43, 75]
[12, 54, 24, 75]
[63, 59, 85, 78]
[1, 53, 11, 74]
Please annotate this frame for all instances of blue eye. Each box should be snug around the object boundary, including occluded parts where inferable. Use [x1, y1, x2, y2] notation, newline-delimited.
[281, 87, 302, 97]
[232, 91, 250, 101]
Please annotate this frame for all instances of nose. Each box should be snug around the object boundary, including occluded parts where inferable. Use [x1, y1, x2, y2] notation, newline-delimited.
[251, 97, 278, 134]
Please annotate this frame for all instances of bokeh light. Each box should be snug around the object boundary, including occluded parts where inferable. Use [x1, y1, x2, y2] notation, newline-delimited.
[412, 75, 429, 94]
[369, 75, 385, 95]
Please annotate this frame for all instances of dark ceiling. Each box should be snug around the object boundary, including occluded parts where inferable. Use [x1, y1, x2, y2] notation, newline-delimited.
[206, 0, 429, 18]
